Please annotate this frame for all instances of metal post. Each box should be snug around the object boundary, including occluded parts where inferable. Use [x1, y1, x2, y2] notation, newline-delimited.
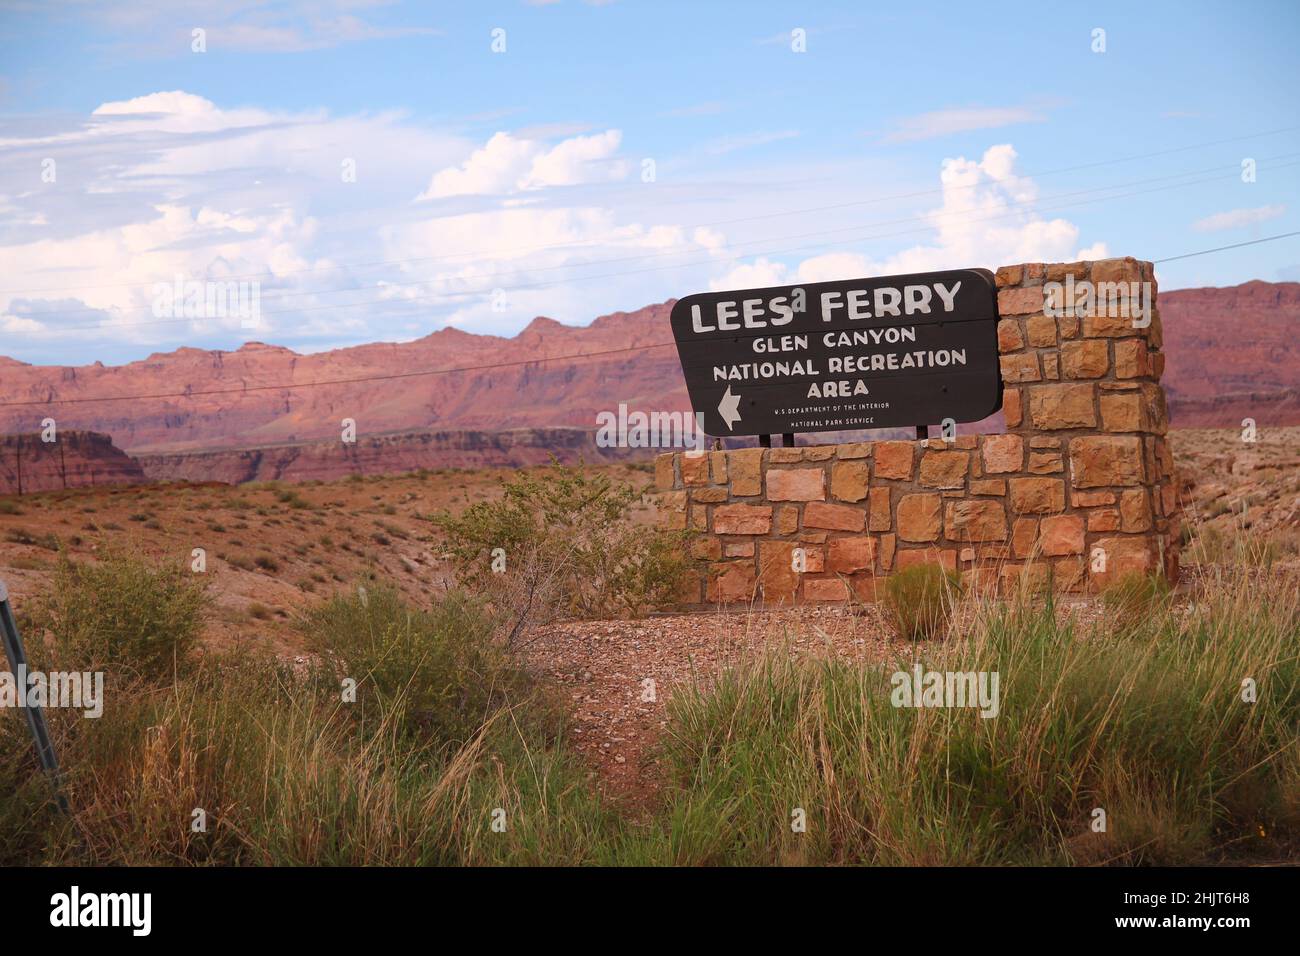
[759, 434, 771, 448]
[915, 425, 927, 440]
[781, 433, 794, 447]
[0, 578, 70, 813]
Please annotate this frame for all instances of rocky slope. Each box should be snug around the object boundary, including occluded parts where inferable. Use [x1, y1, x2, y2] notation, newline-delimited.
[136, 427, 639, 483]
[1159, 281, 1300, 425]
[0, 430, 146, 494]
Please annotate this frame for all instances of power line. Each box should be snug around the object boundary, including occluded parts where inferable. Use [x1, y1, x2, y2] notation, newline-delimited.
[20, 151, 1297, 323]
[1153, 231, 1300, 263]
[16, 155, 1300, 335]
[3, 231, 1298, 412]
[1, 124, 1295, 298]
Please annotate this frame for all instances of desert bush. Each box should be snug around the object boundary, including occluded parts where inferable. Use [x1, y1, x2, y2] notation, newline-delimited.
[879, 563, 964, 640]
[301, 584, 542, 748]
[432, 461, 687, 626]
[5, 528, 59, 550]
[32, 552, 209, 682]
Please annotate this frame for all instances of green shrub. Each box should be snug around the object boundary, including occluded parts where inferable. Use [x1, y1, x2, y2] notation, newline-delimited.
[432, 461, 687, 622]
[880, 563, 964, 640]
[301, 584, 542, 748]
[33, 553, 209, 682]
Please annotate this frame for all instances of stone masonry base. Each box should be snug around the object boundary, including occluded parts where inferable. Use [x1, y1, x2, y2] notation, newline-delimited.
[655, 257, 1181, 605]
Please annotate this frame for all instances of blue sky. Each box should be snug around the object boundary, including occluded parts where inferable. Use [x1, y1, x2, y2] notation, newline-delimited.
[0, 0, 1297, 365]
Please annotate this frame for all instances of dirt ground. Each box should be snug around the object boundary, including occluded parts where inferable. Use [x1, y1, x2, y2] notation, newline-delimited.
[1, 427, 1297, 807]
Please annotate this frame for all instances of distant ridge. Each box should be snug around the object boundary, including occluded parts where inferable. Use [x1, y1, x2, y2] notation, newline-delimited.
[0, 281, 1295, 467]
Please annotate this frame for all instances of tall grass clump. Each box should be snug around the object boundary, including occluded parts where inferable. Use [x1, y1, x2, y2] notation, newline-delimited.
[651, 562, 1299, 866]
[880, 563, 963, 640]
[0, 567, 625, 866]
[301, 584, 540, 748]
[1101, 572, 1173, 637]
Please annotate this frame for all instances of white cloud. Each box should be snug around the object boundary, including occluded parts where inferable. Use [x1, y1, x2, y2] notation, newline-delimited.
[418, 129, 627, 199]
[0, 92, 721, 360]
[882, 105, 1048, 143]
[0, 90, 470, 355]
[710, 144, 1106, 289]
[1192, 204, 1286, 232]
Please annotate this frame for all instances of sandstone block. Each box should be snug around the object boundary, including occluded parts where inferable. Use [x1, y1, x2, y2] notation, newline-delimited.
[757, 541, 799, 603]
[997, 286, 1045, 315]
[712, 503, 772, 535]
[707, 562, 756, 603]
[655, 453, 676, 491]
[997, 319, 1024, 352]
[831, 460, 869, 502]
[896, 547, 957, 572]
[803, 577, 849, 601]
[1000, 352, 1041, 383]
[1100, 392, 1142, 432]
[994, 264, 1024, 287]
[1011, 517, 1039, 558]
[868, 486, 892, 531]
[1026, 313, 1057, 347]
[874, 441, 915, 480]
[981, 434, 1023, 473]
[1038, 514, 1084, 556]
[897, 493, 943, 542]
[1120, 488, 1152, 532]
[1113, 339, 1149, 379]
[1029, 384, 1097, 429]
[729, 449, 764, 496]
[804, 501, 866, 532]
[691, 486, 729, 503]
[827, 536, 875, 573]
[1009, 477, 1066, 514]
[680, 450, 710, 485]
[775, 505, 800, 535]
[879, 533, 896, 570]
[1003, 388, 1023, 427]
[1087, 508, 1120, 532]
[919, 450, 969, 489]
[1061, 339, 1109, 379]
[766, 468, 825, 501]
[1069, 436, 1143, 487]
[945, 500, 1008, 542]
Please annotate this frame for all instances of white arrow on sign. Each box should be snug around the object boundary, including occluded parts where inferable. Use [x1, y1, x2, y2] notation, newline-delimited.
[718, 385, 742, 430]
